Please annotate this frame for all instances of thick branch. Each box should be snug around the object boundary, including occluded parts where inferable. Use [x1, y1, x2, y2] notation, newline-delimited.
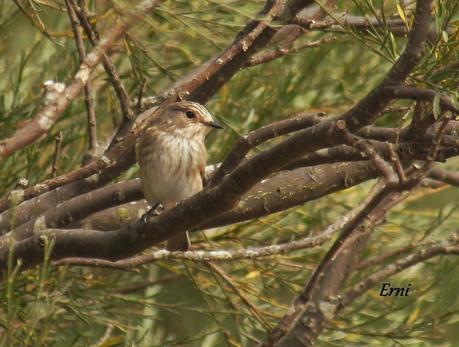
[71, 145, 454, 233]
[428, 167, 459, 187]
[209, 112, 324, 186]
[7, 162, 374, 240]
[388, 85, 459, 115]
[11, 180, 143, 240]
[338, 0, 433, 130]
[55, 198, 361, 269]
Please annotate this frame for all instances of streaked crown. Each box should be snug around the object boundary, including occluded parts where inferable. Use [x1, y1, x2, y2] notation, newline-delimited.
[147, 101, 223, 137]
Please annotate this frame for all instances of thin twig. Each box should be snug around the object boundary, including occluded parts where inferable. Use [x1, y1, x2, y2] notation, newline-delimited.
[342, 129, 399, 186]
[405, 116, 451, 185]
[90, 325, 114, 347]
[12, 0, 60, 44]
[246, 36, 336, 67]
[422, 117, 451, 169]
[353, 243, 416, 271]
[70, 0, 133, 147]
[51, 131, 63, 178]
[206, 262, 272, 331]
[387, 143, 407, 184]
[293, 13, 418, 38]
[408, 101, 433, 137]
[136, 79, 148, 114]
[65, 0, 98, 153]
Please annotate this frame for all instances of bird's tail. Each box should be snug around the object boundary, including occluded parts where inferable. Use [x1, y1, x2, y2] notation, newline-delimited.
[166, 232, 190, 251]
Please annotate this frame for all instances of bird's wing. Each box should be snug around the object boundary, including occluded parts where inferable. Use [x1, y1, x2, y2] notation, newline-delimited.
[200, 162, 206, 187]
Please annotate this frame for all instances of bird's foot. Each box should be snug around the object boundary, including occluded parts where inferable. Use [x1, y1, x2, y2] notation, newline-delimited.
[142, 203, 164, 223]
[150, 202, 164, 216]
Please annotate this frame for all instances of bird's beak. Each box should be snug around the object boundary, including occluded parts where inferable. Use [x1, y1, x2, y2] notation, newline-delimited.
[207, 121, 224, 129]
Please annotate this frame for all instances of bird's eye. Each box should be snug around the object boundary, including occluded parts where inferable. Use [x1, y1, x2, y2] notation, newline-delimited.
[185, 110, 196, 119]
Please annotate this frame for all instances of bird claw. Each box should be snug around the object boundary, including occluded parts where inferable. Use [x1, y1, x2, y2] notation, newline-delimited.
[141, 203, 164, 223]
[151, 203, 164, 215]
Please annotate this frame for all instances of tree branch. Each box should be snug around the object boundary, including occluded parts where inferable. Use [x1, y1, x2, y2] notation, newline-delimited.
[11, 180, 143, 240]
[388, 85, 459, 115]
[428, 167, 459, 187]
[209, 112, 325, 187]
[50, 131, 63, 178]
[55, 192, 367, 268]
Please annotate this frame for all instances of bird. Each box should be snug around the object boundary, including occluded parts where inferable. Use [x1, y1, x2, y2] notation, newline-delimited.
[136, 101, 223, 251]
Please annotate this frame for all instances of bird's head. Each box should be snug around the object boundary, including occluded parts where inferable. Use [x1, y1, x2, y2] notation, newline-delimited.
[155, 101, 223, 138]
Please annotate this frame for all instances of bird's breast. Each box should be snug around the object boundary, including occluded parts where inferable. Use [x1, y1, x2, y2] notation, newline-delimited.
[138, 133, 205, 208]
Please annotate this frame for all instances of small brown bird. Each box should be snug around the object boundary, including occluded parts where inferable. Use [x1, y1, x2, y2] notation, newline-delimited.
[136, 101, 223, 251]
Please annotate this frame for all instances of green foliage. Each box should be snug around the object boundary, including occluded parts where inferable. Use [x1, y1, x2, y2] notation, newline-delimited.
[0, 0, 458, 346]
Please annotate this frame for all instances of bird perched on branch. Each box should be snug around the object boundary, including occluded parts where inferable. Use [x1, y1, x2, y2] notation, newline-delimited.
[136, 101, 223, 251]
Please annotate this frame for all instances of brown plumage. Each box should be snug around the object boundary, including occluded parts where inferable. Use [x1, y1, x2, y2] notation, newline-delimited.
[136, 101, 223, 251]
